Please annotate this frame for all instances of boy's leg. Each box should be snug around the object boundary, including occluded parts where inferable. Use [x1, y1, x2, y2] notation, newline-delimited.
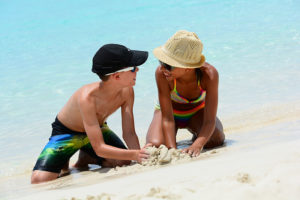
[31, 171, 59, 184]
[77, 123, 130, 168]
[72, 150, 97, 169]
[31, 134, 84, 184]
[60, 160, 71, 177]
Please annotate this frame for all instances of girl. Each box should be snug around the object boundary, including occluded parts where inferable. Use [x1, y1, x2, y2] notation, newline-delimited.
[146, 30, 225, 157]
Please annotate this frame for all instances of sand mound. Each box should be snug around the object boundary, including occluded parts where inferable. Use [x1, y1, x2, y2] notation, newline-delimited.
[142, 145, 191, 166]
[106, 145, 191, 176]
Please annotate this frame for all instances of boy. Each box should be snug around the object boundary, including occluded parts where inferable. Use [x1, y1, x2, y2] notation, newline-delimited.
[31, 44, 149, 184]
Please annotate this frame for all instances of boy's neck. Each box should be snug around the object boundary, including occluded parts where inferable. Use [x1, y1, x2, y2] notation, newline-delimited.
[98, 80, 124, 96]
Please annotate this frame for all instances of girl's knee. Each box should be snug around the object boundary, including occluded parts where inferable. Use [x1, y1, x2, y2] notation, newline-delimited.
[148, 139, 164, 148]
[204, 132, 225, 149]
[220, 131, 225, 143]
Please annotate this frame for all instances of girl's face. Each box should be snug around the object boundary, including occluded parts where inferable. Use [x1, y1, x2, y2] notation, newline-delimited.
[160, 62, 187, 80]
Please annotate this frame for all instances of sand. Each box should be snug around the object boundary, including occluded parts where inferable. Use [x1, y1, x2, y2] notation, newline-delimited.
[12, 102, 300, 200]
[16, 116, 300, 200]
[142, 145, 192, 166]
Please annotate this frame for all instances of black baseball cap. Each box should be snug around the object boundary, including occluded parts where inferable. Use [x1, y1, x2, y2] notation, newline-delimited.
[92, 44, 148, 76]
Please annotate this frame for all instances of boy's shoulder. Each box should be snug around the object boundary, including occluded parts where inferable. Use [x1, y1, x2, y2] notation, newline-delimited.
[75, 82, 100, 105]
[78, 83, 134, 104]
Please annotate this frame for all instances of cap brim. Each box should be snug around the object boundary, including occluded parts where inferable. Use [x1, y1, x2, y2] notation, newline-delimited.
[128, 50, 149, 67]
[153, 46, 205, 68]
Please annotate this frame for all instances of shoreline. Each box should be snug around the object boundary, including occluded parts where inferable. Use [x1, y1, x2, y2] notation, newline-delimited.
[15, 119, 300, 200]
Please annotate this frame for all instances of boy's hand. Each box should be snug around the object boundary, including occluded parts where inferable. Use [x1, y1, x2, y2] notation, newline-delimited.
[143, 143, 153, 149]
[135, 143, 152, 163]
[135, 149, 149, 163]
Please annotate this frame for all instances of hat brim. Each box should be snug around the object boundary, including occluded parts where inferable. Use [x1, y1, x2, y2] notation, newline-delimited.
[153, 46, 205, 68]
[128, 50, 149, 67]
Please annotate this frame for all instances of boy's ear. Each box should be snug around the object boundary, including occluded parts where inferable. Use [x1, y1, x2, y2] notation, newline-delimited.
[112, 73, 120, 80]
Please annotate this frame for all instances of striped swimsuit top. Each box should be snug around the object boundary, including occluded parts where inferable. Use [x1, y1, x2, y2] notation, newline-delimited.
[170, 79, 206, 105]
[170, 78, 206, 128]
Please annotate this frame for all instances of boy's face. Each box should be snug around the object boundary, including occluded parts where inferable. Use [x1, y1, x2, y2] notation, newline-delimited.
[116, 67, 139, 87]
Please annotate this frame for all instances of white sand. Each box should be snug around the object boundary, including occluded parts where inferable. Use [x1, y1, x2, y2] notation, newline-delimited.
[17, 116, 300, 200]
[142, 145, 192, 166]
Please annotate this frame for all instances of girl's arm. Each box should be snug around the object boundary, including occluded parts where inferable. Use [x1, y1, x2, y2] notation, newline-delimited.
[184, 65, 219, 156]
[156, 67, 177, 148]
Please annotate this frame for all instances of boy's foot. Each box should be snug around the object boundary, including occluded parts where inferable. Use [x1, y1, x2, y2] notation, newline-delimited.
[59, 161, 71, 177]
[71, 162, 90, 170]
[72, 150, 98, 169]
[59, 168, 71, 177]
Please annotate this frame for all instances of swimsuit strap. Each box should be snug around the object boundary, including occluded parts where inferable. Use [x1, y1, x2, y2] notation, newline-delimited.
[171, 78, 206, 104]
[171, 79, 188, 103]
[174, 78, 201, 91]
[173, 79, 177, 92]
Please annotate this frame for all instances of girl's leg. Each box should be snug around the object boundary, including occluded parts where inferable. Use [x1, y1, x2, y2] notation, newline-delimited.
[187, 110, 225, 149]
[146, 110, 165, 147]
[204, 117, 225, 148]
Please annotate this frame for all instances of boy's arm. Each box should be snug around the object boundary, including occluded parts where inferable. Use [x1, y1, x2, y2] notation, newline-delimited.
[121, 87, 140, 150]
[79, 94, 141, 161]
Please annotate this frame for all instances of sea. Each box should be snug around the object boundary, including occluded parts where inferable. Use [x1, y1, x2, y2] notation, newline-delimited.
[0, 0, 300, 199]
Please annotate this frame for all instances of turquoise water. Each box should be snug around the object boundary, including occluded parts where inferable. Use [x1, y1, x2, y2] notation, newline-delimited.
[0, 0, 300, 198]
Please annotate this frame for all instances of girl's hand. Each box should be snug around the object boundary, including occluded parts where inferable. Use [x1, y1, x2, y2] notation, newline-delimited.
[182, 144, 203, 157]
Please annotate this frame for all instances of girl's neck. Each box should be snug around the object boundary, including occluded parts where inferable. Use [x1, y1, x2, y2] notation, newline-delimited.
[176, 69, 197, 84]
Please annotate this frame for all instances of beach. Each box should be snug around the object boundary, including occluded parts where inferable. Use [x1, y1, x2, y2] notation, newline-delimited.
[1, 101, 298, 200]
[19, 118, 300, 200]
[1, 0, 300, 199]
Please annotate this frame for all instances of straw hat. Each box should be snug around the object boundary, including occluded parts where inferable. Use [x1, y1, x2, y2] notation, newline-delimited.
[153, 30, 205, 68]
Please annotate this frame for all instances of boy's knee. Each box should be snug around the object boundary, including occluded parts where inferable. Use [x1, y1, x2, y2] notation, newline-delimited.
[31, 172, 44, 184]
[31, 173, 39, 184]
[31, 170, 58, 184]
